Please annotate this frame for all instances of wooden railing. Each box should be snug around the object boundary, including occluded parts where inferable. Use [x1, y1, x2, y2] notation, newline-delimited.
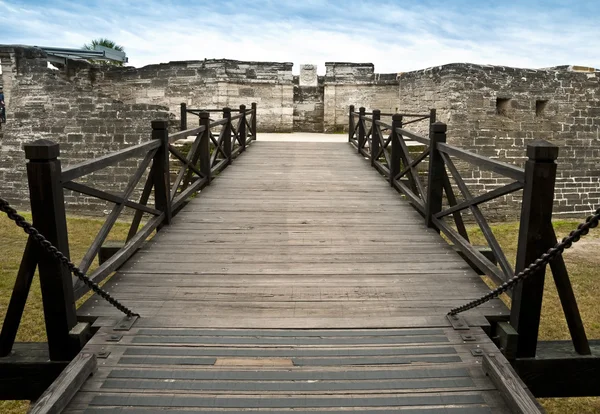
[0, 106, 257, 362]
[180, 102, 257, 152]
[348, 105, 435, 177]
[348, 105, 590, 363]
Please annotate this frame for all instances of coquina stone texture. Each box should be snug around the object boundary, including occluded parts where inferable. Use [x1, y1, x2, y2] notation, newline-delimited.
[0, 46, 169, 213]
[1, 44, 599, 218]
[396, 63, 600, 219]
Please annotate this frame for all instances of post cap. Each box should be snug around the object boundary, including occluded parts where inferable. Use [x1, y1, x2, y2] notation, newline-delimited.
[431, 121, 447, 133]
[223, 107, 231, 113]
[24, 139, 60, 160]
[251, 102, 257, 107]
[359, 107, 366, 112]
[527, 140, 559, 161]
[239, 104, 246, 110]
[151, 120, 168, 130]
[373, 109, 381, 114]
[349, 104, 355, 110]
[199, 111, 210, 119]
[180, 102, 186, 106]
[392, 114, 403, 122]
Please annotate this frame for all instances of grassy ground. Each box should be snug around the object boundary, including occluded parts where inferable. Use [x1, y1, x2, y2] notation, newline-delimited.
[0, 215, 598, 413]
[0, 213, 130, 414]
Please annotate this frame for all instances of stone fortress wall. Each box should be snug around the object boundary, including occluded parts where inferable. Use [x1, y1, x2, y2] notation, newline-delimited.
[0, 44, 598, 217]
[395, 64, 600, 218]
[0, 46, 169, 212]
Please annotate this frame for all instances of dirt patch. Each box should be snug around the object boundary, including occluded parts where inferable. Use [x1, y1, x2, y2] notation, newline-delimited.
[564, 237, 600, 265]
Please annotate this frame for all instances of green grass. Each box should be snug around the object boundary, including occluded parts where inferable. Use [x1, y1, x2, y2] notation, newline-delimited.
[0, 213, 130, 414]
[1, 216, 599, 413]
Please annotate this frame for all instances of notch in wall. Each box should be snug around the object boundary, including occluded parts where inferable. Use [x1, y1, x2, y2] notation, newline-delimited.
[496, 98, 511, 117]
[536, 100, 548, 117]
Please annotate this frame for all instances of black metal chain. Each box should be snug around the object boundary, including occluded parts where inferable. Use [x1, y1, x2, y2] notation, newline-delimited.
[448, 207, 600, 316]
[0, 196, 139, 317]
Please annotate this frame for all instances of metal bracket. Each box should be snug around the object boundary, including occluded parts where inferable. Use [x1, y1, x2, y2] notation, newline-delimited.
[106, 334, 123, 342]
[471, 348, 484, 357]
[461, 333, 477, 342]
[96, 350, 111, 359]
[113, 315, 138, 331]
[447, 314, 469, 330]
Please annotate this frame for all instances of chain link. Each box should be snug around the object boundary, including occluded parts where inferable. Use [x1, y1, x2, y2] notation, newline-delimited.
[0, 197, 139, 317]
[448, 207, 600, 316]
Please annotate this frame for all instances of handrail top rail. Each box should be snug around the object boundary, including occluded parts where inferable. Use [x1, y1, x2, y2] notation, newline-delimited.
[186, 108, 223, 113]
[380, 112, 432, 117]
[395, 127, 430, 145]
[353, 111, 432, 118]
[168, 126, 206, 143]
[209, 118, 229, 128]
[437, 142, 525, 182]
[375, 120, 393, 129]
[61, 140, 161, 182]
[186, 107, 255, 114]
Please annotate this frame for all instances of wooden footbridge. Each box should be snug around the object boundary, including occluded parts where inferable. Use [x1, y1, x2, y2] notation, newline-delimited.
[1, 104, 598, 413]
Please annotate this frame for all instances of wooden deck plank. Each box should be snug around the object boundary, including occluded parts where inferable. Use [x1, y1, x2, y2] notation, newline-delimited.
[63, 141, 532, 413]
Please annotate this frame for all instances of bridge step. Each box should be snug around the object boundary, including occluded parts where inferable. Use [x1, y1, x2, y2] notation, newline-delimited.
[65, 327, 512, 413]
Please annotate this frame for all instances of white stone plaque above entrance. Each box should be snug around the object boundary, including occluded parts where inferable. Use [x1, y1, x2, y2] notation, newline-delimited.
[299, 64, 318, 87]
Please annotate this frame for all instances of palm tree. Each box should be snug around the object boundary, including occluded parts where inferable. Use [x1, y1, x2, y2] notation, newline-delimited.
[82, 38, 125, 66]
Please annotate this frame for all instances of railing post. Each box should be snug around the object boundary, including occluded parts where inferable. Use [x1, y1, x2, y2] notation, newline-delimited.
[348, 105, 355, 142]
[389, 114, 403, 186]
[358, 107, 366, 153]
[180, 103, 187, 131]
[151, 120, 172, 226]
[199, 111, 212, 183]
[371, 109, 381, 167]
[425, 122, 447, 230]
[23, 140, 78, 361]
[251, 102, 257, 141]
[239, 104, 247, 152]
[510, 140, 559, 358]
[223, 107, 232, 164]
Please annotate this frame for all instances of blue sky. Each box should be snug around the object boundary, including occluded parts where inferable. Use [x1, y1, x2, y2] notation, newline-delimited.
[1, 0, 598, 73]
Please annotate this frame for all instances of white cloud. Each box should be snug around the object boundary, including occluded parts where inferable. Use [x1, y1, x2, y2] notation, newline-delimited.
[0, 0, 598, 74]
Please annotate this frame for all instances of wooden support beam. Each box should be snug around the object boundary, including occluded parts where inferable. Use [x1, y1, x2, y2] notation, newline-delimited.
[453, 245, 497, 275]
[151, 120, 172, 227]
[251, 102, 257, 140]
[199, 112, 212, 183]
[494, 321, 519, 360]
[389, 115, 402, 187]
[425, 122, 446, 230]
[348, 105, 355, 142]
[514, 340, 600, 397]
[0, 343, 68, 400]
[180, 102, 187, 131]
[358, 107, 366, 153]
[29, 352, 96, 414]
[370, 110, 380, 167]
[24, 140, 79, 361]
[239, 104, 247, 152]
[223, 107, 232, 164]
[98, 241, 125, 265]
[0, 238, 37, 356]
[483, 353, 543, 413]
[510, 140, 559, 358]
